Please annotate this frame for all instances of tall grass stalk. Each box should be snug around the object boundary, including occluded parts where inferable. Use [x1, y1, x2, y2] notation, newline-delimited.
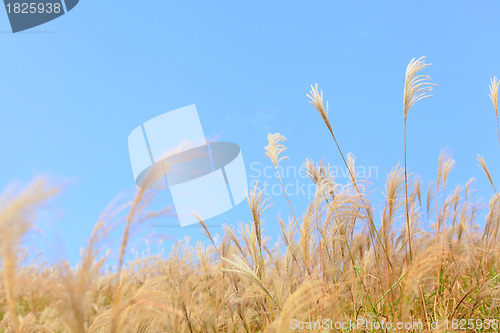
[265, 133, 297, 223]
[307, 83, 399, 292]
[489, 76, 500, 150]
[403, 56, 436, 261]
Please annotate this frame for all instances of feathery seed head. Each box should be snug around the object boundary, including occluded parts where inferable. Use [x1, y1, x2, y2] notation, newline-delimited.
[307, 84, 331, 131]
[437, 151, 455, 193]
[477, 154, 494, 187]
[265, 133, 288, 168]
[489, 76, 499, 118]
[246, 183, 272, 248]
[303, 159, 328, 185]
[404, 56, 437, 122]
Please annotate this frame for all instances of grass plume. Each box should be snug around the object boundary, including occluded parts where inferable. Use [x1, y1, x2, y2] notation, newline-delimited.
[488, 76, 500, 150]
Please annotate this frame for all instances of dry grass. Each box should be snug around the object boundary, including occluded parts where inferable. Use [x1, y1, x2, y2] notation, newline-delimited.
[0, 60, 500, 332]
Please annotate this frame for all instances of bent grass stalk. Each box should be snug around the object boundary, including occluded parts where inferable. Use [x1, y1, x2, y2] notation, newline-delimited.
[477, 154, 500, 251]
[307, 84, 401, 297]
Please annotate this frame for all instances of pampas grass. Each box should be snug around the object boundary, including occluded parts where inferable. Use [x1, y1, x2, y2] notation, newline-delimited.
[265, 133, 296, 222]
[489, 76, 500, 149]
[403, 56, 437, 262]
[1, 59, 500, 332]
[0, 178, 59, 331]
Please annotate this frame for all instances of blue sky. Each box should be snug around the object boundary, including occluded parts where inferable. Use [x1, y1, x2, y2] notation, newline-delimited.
[1, 1, 500, 266]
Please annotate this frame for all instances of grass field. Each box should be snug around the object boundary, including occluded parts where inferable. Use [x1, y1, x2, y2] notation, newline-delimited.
[0, 57, 500, 332]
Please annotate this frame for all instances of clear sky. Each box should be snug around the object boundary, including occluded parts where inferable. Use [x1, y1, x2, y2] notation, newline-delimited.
[1, 1, 500, 266]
